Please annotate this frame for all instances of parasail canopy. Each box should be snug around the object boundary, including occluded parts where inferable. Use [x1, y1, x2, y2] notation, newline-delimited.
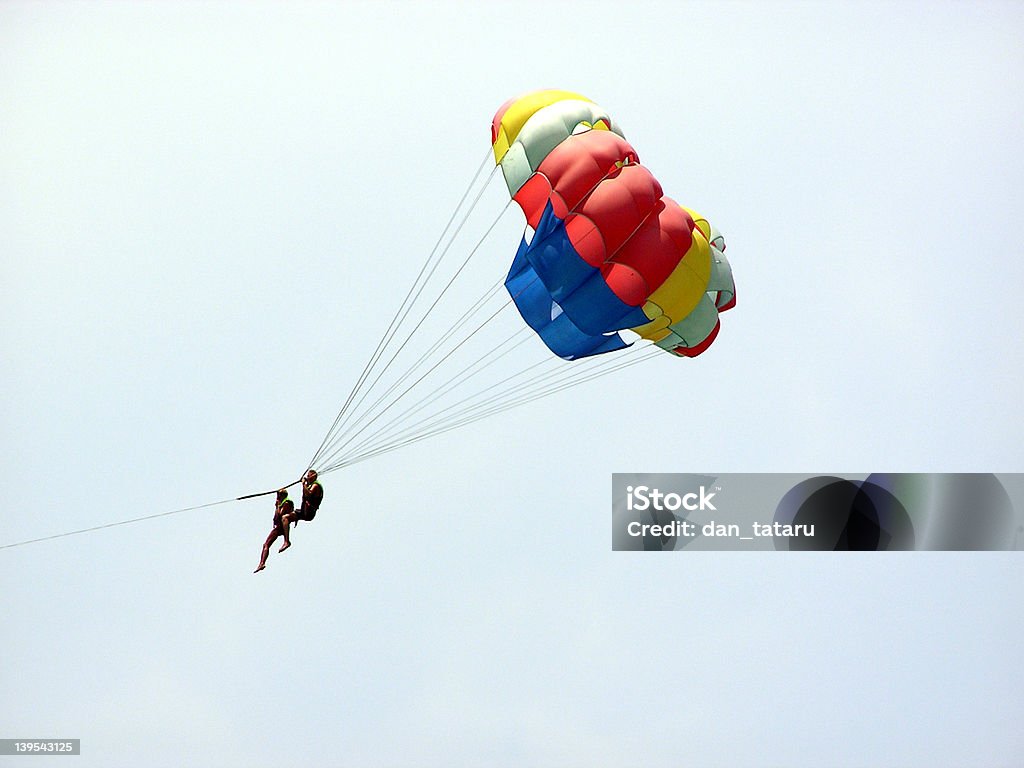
[494, 89, 735, 361]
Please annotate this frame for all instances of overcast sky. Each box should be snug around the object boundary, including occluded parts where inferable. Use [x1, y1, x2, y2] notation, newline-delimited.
[2, 2, 1022, 766]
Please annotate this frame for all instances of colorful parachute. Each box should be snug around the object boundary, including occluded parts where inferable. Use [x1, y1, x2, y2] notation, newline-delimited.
[492, 90, 735, 360]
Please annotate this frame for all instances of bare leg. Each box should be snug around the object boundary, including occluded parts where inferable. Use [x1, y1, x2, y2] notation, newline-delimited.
[279, 515, 292, 552]
[255, 528, 281, 572]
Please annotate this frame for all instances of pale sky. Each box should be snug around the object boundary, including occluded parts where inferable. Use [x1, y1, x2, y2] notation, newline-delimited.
[2, 2, 1023, 766]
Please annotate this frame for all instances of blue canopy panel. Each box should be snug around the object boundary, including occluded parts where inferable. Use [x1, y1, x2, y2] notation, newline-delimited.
[505, 203, 648, 360]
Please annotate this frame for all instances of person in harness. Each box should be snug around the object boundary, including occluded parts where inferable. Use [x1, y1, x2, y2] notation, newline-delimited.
[295, 469, 323, 525]
[253, 488, 294, 573]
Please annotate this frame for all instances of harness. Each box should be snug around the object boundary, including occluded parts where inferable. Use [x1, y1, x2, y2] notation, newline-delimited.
[300, 481, 322, 519]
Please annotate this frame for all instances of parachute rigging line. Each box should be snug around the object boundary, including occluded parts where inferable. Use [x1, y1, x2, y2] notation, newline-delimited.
[317, 326, 536, 471]
[307, 148, 495, 470]
[313, 263, 569, 471]
[357, 346, 660, 466]
[308, 152, 493, 469]
[322, 277, 505, 448]
[327, 346, 662, 470]
[314, 283, 523, 471]
[326, 344, 652, 469]
[333, 327, 536, 461]
[311, 200, 513, 467]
